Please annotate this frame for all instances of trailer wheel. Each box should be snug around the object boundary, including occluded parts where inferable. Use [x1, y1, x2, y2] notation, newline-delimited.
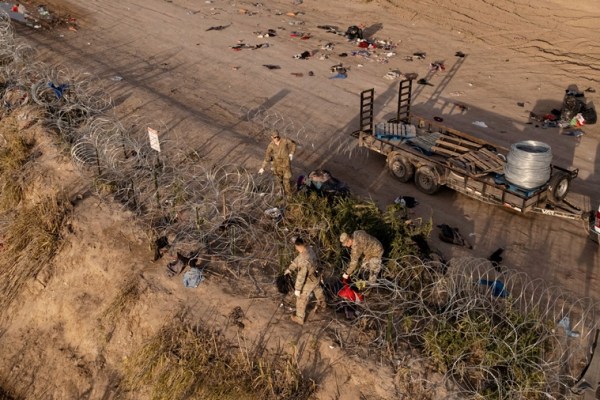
[388, 154, 414, 183]
[547, 172, 570, 204]
[414, 166, 440, 195]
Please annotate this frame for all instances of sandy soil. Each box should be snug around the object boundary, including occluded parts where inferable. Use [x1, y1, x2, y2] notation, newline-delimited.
[1, 0, 600, 398]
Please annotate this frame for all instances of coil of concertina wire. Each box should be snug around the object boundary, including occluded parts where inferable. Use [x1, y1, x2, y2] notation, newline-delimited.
[503, 141, 552, 189]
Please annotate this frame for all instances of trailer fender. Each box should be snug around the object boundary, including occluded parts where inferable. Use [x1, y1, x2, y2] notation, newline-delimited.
[547, 171, 571, 204]
[414, 166, 441, 195]
[387, 153, 414, 183]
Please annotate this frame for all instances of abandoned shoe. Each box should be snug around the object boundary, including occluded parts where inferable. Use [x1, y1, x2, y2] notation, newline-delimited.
[291, 315, 304, 325]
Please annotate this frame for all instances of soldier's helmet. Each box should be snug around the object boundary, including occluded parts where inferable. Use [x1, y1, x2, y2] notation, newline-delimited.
[270, 130, 281, 139]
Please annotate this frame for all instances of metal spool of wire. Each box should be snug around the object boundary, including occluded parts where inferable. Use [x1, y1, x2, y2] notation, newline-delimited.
[504, 141, 552, 189]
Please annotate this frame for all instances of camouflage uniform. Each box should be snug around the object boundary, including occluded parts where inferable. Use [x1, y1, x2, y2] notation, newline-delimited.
[261, 137, 296, 195]
[288, 245, 325, 321]
[345, 230, 384, 283]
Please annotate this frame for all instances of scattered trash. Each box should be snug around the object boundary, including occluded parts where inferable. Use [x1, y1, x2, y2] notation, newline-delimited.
[453, 102, 469, 112]
[394, 196, 418, 208]
[293, 0, 303, 4]
[384, 70, 401, 80]
[293, 50, 311, 59]
[517, 102, 525, 107]
[317, 25, 345, 35]
[206, 24, 230, 31]
[183, 267, 204, 288]
[479, 279, 508, 298]
[417, 78, 432, 86]
[321, 42, 334, 51]
[558, 316, 580, 338]
[433, 116, 443, 122]
[291, 72, 303, 77]
[110, 76, 124, 81]
[329, 64, 348, 79]
[256, 28, 277, 38]
[166, 259, 185, 277]
[264, 207, 283, 221]
[263, 64, 281, 70]
[570, 113, 586, 127]
[288, 20, 304, 25]
[308, 71, 314, 76]
[413, 51, 426, 59]
[472, 121, 488, 128]
[318, 54, 328, 60]
[562, 129, 584, 138]
[231, 42, 269, 50]
[429, 62, 445, 72]
[455, 51, 466, 57]
[339, 52, 348, 57]
[37, 5, 50, 17]
[584, 87, 595, 93]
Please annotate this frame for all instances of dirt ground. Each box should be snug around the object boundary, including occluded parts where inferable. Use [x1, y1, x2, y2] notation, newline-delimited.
[1, 0, 600, 398]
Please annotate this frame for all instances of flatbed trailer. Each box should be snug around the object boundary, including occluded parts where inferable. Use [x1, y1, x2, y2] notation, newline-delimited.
[352, 79, 592, 222]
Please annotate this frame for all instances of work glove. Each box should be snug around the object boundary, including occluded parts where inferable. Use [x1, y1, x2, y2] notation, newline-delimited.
[284, 269, 291, 275]
[294, 290, 301, 297]
[342, 273, 349, 280]
[289, 154, 293, 161]
[258, 168, 265, 175]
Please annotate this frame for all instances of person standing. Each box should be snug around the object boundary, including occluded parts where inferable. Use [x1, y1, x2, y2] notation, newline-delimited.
[340, 230, 384, 284]
[285, 237, 326, 325]
[259, 130, 296, 196]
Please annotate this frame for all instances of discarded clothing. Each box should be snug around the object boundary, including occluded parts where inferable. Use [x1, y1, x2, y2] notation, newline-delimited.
[479, 279, 508, 298]
[558, 316, 580, 337]
[263, 64, 281, 70]
[437, 224, 471, 248]
[166, 259, 185, 277]
[293, 50, 311, 59]
[488, 248, 503, 272]
[345, 25, 363, 40]
[183, 267, 204, 288]
[48, 82, 69, 99]
[276, 273, 294, 294]
[394, 196, 418, 208]
[562, 129, 584, 138]
[206, 24, 230, 31]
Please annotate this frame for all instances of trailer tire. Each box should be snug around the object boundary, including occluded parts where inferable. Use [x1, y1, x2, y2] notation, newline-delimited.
[388, 154, 414, 183]
[547, 172, 570, 204]
[414, 166, 440, 195]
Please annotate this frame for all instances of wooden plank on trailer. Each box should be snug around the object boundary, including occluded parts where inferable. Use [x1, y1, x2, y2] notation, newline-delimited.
[434, 139, 471, 153]
[464, 153, 493, 170]
[431, 145, 461, 157]
[438, 135, 483, 150]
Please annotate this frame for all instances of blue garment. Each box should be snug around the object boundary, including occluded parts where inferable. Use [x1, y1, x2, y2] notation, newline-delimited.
[479, 279, 508, 298]
[183, 267, 204, 288]
[48, 82, 69, 99]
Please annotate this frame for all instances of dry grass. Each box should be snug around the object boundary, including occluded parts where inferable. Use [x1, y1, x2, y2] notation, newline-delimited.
[122, 315, 317, 400]
[0, 195, 70, 311]
[100, 274, 145, 341]
[0, 117, 36, 211]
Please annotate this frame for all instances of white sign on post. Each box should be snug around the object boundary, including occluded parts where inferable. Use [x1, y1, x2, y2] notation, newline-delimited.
[148, 127, 161, 152]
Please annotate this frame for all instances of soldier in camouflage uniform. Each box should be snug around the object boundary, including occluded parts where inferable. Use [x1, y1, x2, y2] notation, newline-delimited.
[259, 130, 297, 196]
[285, 237, 325, 325]
[340, 230, 384, 284]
